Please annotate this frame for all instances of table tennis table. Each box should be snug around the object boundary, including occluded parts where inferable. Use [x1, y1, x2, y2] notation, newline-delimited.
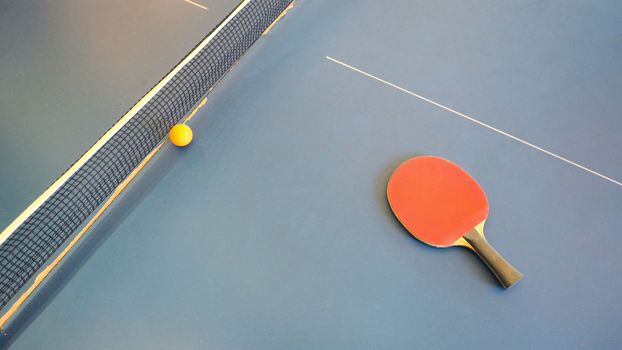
[1, 0, 621, 349]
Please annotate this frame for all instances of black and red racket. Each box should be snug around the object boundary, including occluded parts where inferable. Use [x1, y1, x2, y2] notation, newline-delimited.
[387, 156, 522, 288]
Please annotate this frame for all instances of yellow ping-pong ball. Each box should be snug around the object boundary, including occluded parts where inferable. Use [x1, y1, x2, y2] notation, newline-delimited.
[169, 124, 193, 147]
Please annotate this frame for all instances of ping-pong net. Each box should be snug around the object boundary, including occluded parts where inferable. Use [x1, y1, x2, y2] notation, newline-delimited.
[0, 0, 293, 321]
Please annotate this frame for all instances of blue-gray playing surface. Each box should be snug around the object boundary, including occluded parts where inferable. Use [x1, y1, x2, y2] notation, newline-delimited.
[0, 0, 241, 231]
[3, 0, 622, 349]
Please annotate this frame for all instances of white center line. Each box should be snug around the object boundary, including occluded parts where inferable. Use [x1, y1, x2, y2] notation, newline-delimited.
[183, 0, 208, 10]
[326, 56, 622, 188]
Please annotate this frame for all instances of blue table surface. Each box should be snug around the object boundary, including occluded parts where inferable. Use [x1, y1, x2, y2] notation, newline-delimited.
[0, 0, 241, 231]
[4, 0, 622, 349]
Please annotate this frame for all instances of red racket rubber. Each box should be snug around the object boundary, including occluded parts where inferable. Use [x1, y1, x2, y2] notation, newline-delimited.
[387, 156, 522, 288]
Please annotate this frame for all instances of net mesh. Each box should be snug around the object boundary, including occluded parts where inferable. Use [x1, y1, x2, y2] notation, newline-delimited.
[0, 0, 293, 311]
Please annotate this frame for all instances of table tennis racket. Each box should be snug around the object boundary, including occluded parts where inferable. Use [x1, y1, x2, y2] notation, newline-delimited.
[387, 156, 522, 288]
